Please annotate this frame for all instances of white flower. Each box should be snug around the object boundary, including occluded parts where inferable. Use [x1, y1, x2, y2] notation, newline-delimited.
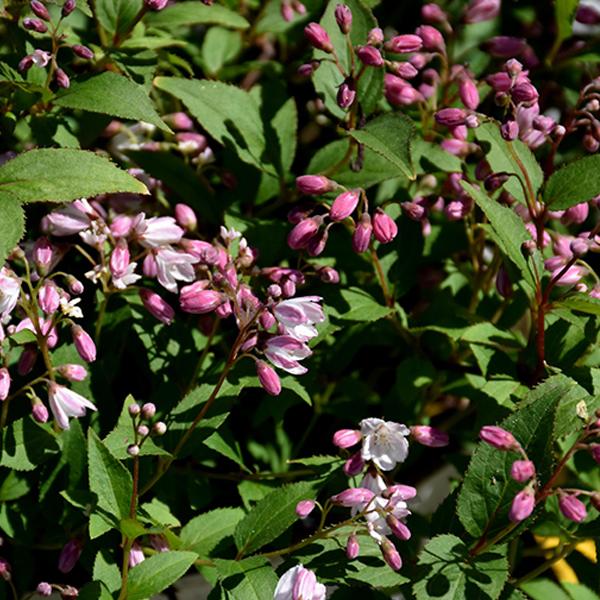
[112, 262, 142, 290]
[59, 297, 83, 319]
[220, 226, 242, 243]
[155, 247, 198, 292]
[48, 383, 96, 430]
[134, 213, 183, 248]
[45, 200, 93, 236]
[264, 335, 312, 375]
[273, 565, 326, 600]
[0, 268, 21, 318]
[360, 418, 410, 471]
[273, 296, 324, 342]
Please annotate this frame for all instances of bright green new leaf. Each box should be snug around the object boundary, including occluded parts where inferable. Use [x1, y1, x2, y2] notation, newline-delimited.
[146, 1, 250, 29]
[0, 418, 59, 471]
[0, 197, 25, 267]
[543, 155, 600, 209]
[215, 557, 278, 599]
[96, 0, 143, 38]
[181, 507, 246, 556]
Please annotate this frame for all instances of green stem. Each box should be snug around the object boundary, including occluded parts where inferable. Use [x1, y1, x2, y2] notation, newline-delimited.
[513, 543, 575, 586]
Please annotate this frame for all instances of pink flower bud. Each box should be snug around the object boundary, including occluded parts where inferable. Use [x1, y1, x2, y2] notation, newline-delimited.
[386, 515, 412, 540]
[31, 1, 51, 20]
[23, 17, 48, 33]
[37, 583, 52, 597]
[576, 5, 600, 24]
[281, 2, 294, 21]
[337, 82, 356, 109]
[72, 44, 94, 60]
[332, 428, 362, 448]
[139, 289, 175, 325]
[385, 77, 424, 105]
[570, 238, 589, 258]
[562, 202, 589, 225]
[459, 78, 479, 110]
[334, 3, 352, 33]
[495, 265, 512, 298]
[416, 25, 445, 52]
[464, 0, 500, 23]
[144, 0, 168, 9]
[295, 499, 316, 518]
[380, 539, 402, 571]
[109, 240, 130, 279]
[509, 488, 535, 522]
[559, 494, 587, 523]
[346, 534, 360, 559]
[18, 55, 34, 72]
[72, 325, 96, 363]
[55, 68, 70, 89]
[389, 62, 419, 79]
[179, 284, 223, 314]
[486, 36, 526, 58]
[174, 203, 197, 232]
[343, 451, 365, 476]
[510, 460, 535, 483]
[62, 0, 76, 16]
[153, 421, 167, 435]
[367, 27, 384, 45]
[296, 174, 334, 195]
[386, 34, 423, 54]
[58, 539, 82, 574]
[330, 190, 360, 221]
[384, 484, 417, 500]
[501, 120, 519, 141]
[176, 132, 208, 155]
[435, 107, 467, 127]
[331, 487, 375, 507]
[141, 402, 156, 419]
[307, 228, 329, 256]
[67, 277, 84, 295]
[410, 425, 449, 447]
[256, 360, 281, 396]
[480, 425, 519, 450]
[422, 3, 447, 23]
[37, 282, 59, 315]
[304, 23, 333, 53]
[56, 364, 88, 382]
[288, 217, 320, 250]
[163, 112, 194, 131]
[373, 210, 398, 244]
[486, 72, 512, 93]
[352, 213, 372, 253]
[357, 45, 384, 67]
[137, 424, 150, 437]
[0, 368, 10, 401]
[511, 82, 539, 105]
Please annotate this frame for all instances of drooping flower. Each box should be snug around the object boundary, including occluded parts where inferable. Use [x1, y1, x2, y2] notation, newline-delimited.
[48, 382, 97, 430]
[264, 336, 312, 375]
[134, 213, 184, 248]
[154, 246, 199, 292]
[0, 268, 21, 318]
[360, 418, 410, 471]
[273, 296, 324, 342]
[273, 564, 326, 600]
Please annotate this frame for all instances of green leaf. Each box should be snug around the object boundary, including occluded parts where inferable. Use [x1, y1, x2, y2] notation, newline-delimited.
[0, 471, 30, 501]
[543, 155, 600, 209]
[348, 113, 416, 180]
[87, 429, 132, 525]
[146, 1, 250, 29]
[414, 535, 508, 600]
[234, 481, 317, 557]
[456, 376, 573, 538]
[555, 0, 579, 48]
[201, 27, 243, 76]
[154, 78, 276, 175]
[0, 419, 59, 471]
[93, 550, 122, 594]
[412, 138, 462, 173]
[519, 579, 571, 600]
[127, 551, 198, 600]
[205, 426, 249, 471]
[215, 557, 277, 599]
[181, 507, 246, 556]
[562, 582, 600, 600]
[475, 122, 543, 205]
[0, 197, 25, 266]
[96, 0, 142, 37]
[556, 294, 600, 316]
[0, 149, 148, 204]
[328, 287, 392, 322]
[460, 181, 537, 290]
[54, 72, 169, 132]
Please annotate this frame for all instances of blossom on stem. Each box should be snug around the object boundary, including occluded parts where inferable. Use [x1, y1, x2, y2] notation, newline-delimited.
[0, 368, 10, 401]
[273, 296, 324, 342]
[256, 360, 282, 396]
[72, 325, 96, 363]
[510, 460, 535, 483]
[264, 336, 312, 375]
[273, 565, 326, 600]
[0, 268, 21, 318]
[304, 23, 333, 53]
[559, 494, 587, 523]
[410, 425, 449, 447]
[360, 418, 410, 471]
[295, 500, 316, 518]
[479, 425, 519, 450]
[129, 542, 145, 567]
[139, 289, 175, 325]
[48, 382, 97, 430]
[179, 284, 224, 314]
[333, 428, 362, 448]
[134, 214, 184, 248]
[508, 487, 535, 522]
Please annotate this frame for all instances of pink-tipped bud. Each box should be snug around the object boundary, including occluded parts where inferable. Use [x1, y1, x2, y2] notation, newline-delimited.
[330, 190, 360, 221]
[295, 499, 316, 518]
[141, 403, 156, 419]
[318, 266, 340, 284]
[385, 34, 423, 54]
[343, 451, 365, 476]
[386, 515, 412, 540]
[352, 213, 372, 253]
[37, 583, 52, 597]
[334, 3, 352, 33]
[0, 368, 10, 401]
[357, 45, 384, 67]
[139, 289, 175, 325]
[509, 488, 535, 522]
[109, 240, 130, 279]
[332, 428, 362, 448]
[389, 62, 419, 79]
[38, 282, 60, 315]
[570, 238, 589, 258]
[367, 27, 384, 45]
[153, 421, 167, 435]
[179, 284, 223, 314]
[129, 403, 141, 417]
[55, 68, 70, 89]
[331, 487, 375, 507]
[337, 82, 356, 109]
[23, 17, 48, 32]
[281, 2, 294, 21]
[480, 425, 519, 450]
[32, 402, 49, 423]
[459, 78, 479, 110]
[72, 325, 96, 363]
[72, 44, 94, 60]
[422, 3, 447, 24]
[373, 209, 398, 244]
[465, 0, 500, 24]
[56, 364, 88, 382]
[511, 82, 539, 105]
[410, 425, 449, 447]
[137, 424, 150, 437]
[256, 360, 281, 396]
[380, 540, 402, 571]
[562, 202, 589, 225]
[33, 237, 54, 273]
[288, 217, 320, 250]
[127, 444, 140, 457]
[58, 539, 82, 574]
[416, 25, 445, 52]
[163, 112, 194, 131]
[559, 494, 587, 523]
[435, 107, 467, 128]
[510, 460, 535, 483]
[501, 120, 519, 141]
[144, 0, 169, 9]
[346, 534, 360, 559]
[383, 484, 417, 500]
[18, 56, 34, 72]
[296, 174, 334, 195]
[67, 276, 84, 295]
[174, 204, 197, 231]
[304, 23, 333, 53]
[62, 0, 76, 16]
[31, 1, 51, 20]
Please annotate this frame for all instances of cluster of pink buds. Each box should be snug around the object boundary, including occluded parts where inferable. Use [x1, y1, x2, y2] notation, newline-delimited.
[18, 0, 93, 89]
[292, 176, 398, 255]
[273, 564, 326, 600]
[126, 401, 166, 457]
[280, 0, 306, 23]
[36, 582, 78, 599]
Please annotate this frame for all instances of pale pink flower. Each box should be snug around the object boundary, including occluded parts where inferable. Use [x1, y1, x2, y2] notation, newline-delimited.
[0, 268, 21, 317]
[45, 200, 92, 236]
[129, 542, 145, 567]
[273, 296, 324, 342]
[155, 247, 199, 292]
[134, 214, 184, 248]
[360, 418, 410, 471]
[112, 262, 141, 290]
[264, 336, 312, 375]
[48, 382, 96, 430]
[274, 565, 326, 600]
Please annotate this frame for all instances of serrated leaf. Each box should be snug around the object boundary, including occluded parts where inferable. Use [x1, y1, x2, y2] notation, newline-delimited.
[349, 113, 416, 180]
[543, 155, 600, 209]
[412, 138, 463, 173]
[215, 557, 277, 599]
[54, 72, 169, 132]
[88, 429, 132, 525]
[146, 1, 250, 29]
[96, 0, 142, 37]
[154, 77, 276, 175]
[181, 507, 246, 556]
[328, 287, 392, 322]
[201, 27, 242, 76]
[414, 535, 508, 600]
[0, 197, 25, 265]
[456, 376, 573, 539]
[93, 549, 121, 594]
[0, 149, 148, 204]
[234, 481, 317, 557]
[0, 418, 58, 471]
[140, 498, 181, 528]
[475, 122, 543, 205]
[0, 471, 30, 501]
[127, 551, 197, 600]
[556, 294, 600, 316]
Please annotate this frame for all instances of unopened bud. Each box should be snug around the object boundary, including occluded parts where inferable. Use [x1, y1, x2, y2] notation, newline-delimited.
[31, 1, 51, 21]
[72, 44, 94, 60]
[127, 444, 140, 457]
[304, 23, 333, 53]
[295, 499, 316, 518]
[137, 424, 149, 437]
[141, 403, 156, 419]
[62, 0, 76, 17]
[128, 403, 141, 417]
[153, 421, 167, 435]
[346, 534, 360, 559]
[334, 3, 352, 34]
[37, 582, 52, 597]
